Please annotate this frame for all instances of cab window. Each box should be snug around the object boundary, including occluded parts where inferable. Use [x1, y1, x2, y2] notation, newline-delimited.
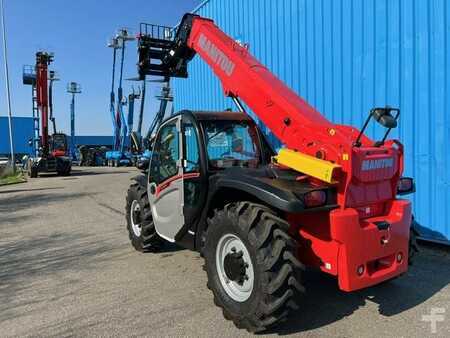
[183, 122, 201, 209]
[203, 120, 261, 169]
[149, 122, 179, 184]
[184, 123, 200, 173]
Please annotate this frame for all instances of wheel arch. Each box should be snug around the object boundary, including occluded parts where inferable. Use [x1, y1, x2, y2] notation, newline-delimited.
[195, 173, 337, 251]
[131, 173, 148, 190]
[208, 186, 276, 217]
[195, 182, 294, 251]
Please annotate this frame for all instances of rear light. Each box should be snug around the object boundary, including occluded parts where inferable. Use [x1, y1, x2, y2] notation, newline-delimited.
[397, 177, 415, 195]
[357, 203, 385, 218]
[303, 190, 327, 208]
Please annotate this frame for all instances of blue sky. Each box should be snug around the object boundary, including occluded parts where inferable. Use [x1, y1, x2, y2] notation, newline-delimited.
[0, 0, 201, 135]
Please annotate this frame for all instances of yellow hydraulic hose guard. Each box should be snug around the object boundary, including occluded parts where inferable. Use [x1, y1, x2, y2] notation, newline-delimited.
[273, 148, 341, 184]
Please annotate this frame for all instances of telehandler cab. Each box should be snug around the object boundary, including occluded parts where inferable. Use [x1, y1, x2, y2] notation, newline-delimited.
[125, 14, 417, 332]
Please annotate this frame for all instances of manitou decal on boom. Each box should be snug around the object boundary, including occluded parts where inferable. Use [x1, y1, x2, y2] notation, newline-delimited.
[197, 33, 235, 76]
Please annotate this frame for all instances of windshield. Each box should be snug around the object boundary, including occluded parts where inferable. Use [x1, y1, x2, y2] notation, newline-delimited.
[52, 135, 67, 151]
[202, 120, 261, 169]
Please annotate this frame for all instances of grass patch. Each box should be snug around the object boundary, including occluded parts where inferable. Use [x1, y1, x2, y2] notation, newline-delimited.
[0, 167, 26, 186]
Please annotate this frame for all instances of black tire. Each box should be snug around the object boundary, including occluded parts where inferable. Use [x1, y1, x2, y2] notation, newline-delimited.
[125, 183, 163, 252]
[57, 169, 71, 176]
[63, 165, 72, 176]
[203, 202, 304, 333]
[57, 162, 71, 176]
[409, 225, 419, 265]
[28, 160, 38, 178]
[29, 168, 38, 178]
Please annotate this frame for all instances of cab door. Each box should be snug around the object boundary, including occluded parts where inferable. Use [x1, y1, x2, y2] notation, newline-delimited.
[148, 117, 184, 242]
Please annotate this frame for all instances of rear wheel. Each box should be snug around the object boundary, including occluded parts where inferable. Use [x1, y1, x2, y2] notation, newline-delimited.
[126, 183, 163, 252]
[27, 159, 38, 178]
[57, 166, 71, 176]
[203, 202, 304, 332]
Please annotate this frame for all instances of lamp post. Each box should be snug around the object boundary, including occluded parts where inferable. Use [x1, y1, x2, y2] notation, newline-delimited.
[1, 0, 14, 170]
[115, 28, 135, 154]
[107, 37, 120, 151]
[67, 82, 81, 160]
[49, 70, 60, 134]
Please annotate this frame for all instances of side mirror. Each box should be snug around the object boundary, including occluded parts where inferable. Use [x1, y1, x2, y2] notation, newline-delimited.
[397, 177, 415, 195]
[354, 107, 400, 147]
[372, 108, 397, 129]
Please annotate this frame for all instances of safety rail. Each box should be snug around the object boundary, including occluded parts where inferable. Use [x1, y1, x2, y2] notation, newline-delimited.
[139, 23, 173, 40]
[22, 65, 36, 85]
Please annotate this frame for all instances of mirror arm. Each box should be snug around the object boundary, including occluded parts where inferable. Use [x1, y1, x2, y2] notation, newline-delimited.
[375, 110, 400, 147]
[354, 110, 373, 147]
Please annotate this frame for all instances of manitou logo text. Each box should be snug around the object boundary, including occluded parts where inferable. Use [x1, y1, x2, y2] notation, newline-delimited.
[361, 158, 394, 171]
[198, 33, 235, 76]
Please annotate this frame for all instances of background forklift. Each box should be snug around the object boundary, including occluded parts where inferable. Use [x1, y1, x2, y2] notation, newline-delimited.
[125, 15, 417, 332]
[23, 52, 71, 178]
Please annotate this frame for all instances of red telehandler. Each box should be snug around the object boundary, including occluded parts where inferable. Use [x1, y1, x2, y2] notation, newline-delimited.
[24, 52, 71, 178]
[125, 14, 417, 332]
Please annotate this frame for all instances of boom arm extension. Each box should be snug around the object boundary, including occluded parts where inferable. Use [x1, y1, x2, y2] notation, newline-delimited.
[138, 14, 405, 207]
[36, 52, 53, 157]
[139, 15, 353, 177]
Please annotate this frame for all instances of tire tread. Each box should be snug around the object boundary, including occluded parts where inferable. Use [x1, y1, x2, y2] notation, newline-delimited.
[204, 201, 305, 333]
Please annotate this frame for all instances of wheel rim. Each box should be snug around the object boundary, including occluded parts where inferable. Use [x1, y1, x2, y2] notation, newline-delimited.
[130, 200, 142, 237]
[216, 233, 254, 302]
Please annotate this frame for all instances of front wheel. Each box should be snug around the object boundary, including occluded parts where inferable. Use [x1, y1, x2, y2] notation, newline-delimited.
[126, 183, 163, 252]
[203, 202, 304, 332]
[27, 159, 38, 178]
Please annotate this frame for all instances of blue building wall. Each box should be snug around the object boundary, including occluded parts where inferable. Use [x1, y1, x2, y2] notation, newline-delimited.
[0, 116, 34, 156]
[0, 116, 114, 155]
[172, 0, 450, 244]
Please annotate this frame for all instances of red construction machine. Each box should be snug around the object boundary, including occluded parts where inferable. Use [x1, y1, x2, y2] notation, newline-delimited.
[24, 52, 71, 177]
[125, 14, 417, 332]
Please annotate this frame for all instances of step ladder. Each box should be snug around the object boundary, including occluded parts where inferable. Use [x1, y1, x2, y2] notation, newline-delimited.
[23, 65, 40, 158]
[32, 85, 40, 157]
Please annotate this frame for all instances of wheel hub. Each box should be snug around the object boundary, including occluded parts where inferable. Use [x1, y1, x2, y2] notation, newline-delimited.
[216, 234, 254, 302]
[130, 200, 142, 237]
[223, 250, 248, 285]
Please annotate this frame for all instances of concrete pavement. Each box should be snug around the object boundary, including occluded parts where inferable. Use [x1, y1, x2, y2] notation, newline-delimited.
[0, 167, 449, 337]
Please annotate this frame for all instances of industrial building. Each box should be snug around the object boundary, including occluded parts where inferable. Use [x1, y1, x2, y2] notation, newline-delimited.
[0, 116, 34, 157]
[0, 116, 113, 157]
[172, 0, 450, 244]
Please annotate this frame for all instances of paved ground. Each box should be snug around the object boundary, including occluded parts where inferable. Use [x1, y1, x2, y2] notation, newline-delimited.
[0, 167, 449, 337]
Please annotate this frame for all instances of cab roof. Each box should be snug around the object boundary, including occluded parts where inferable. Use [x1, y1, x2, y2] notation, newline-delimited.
[184, 110, 253, 122]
